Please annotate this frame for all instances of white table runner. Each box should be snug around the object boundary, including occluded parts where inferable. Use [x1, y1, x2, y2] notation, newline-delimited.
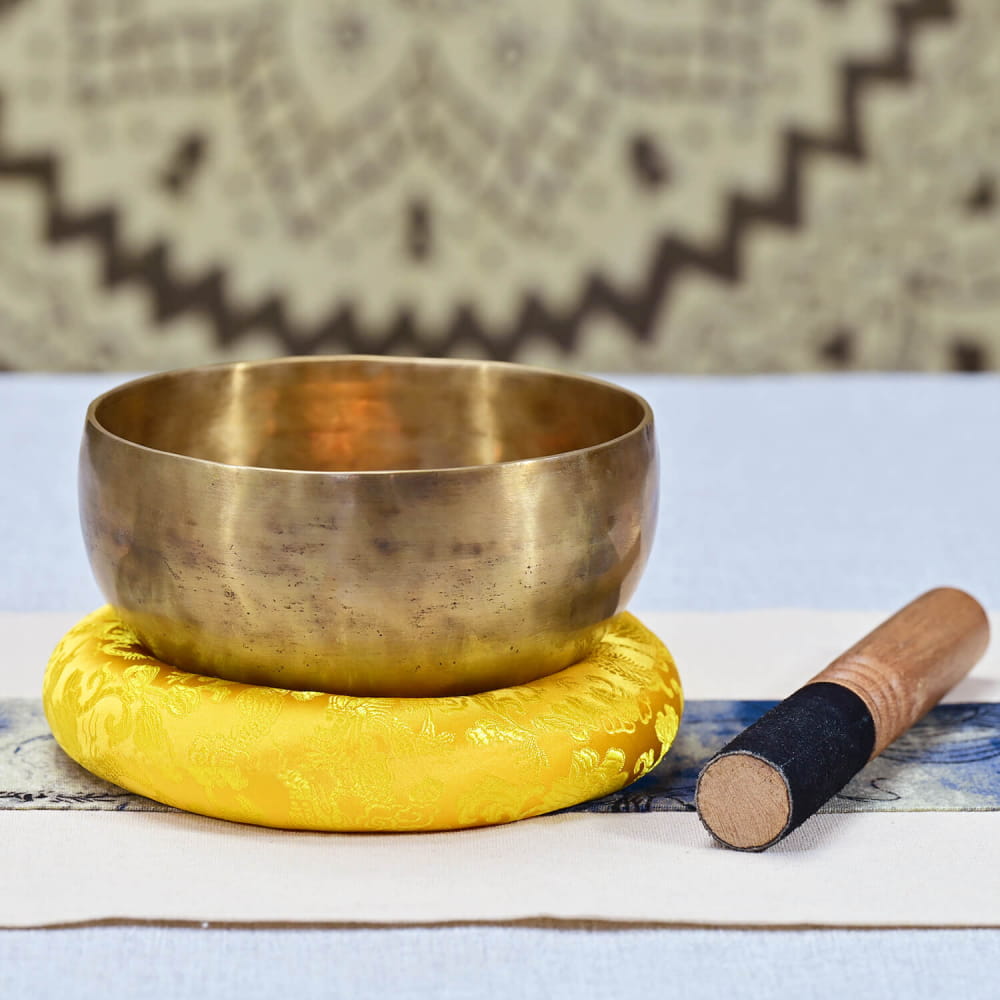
[3, 608, 998, 929]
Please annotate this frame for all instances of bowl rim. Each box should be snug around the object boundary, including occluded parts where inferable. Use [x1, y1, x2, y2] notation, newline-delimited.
[84, 355, 655, 477]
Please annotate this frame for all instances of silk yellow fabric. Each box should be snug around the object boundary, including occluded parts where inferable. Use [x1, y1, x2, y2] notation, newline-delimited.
[43, 608, 683, 832]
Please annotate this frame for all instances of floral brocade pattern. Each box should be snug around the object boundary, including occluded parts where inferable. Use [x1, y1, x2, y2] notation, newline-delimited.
[42, 607, 682, 831]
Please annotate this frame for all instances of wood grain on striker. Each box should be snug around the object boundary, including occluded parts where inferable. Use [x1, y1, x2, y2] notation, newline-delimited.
[814, 588, 990, 758]
[696, 588, 990, 851]
[696, 753, 791, 851]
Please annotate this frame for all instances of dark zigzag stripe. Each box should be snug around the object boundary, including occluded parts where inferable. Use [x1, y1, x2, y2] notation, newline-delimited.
[0, 0, 955, 361]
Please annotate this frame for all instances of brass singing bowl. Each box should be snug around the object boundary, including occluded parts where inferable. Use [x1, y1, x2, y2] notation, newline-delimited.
[80, 356, 658, 696]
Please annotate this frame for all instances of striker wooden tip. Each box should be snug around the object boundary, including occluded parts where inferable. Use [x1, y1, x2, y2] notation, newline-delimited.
[695, 588, 990, 852]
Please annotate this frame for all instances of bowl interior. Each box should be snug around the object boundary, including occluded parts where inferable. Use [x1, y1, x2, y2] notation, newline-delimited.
[92, 359, 647, 472]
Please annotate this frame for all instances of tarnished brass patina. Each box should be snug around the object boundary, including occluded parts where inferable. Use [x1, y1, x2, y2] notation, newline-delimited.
[80, 356, 657, 696]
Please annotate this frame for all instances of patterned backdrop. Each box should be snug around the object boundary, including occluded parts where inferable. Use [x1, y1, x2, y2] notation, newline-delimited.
[0, 0, 995, 372]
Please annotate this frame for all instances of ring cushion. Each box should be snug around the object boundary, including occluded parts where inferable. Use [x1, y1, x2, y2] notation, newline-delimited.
[43, 608, 683, 832]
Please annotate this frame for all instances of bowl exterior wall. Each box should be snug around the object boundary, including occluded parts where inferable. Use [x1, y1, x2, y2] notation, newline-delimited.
[80, 382, 657, 696]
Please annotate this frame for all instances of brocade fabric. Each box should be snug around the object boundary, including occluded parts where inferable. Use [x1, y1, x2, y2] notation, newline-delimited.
[43, 608, 682, 831]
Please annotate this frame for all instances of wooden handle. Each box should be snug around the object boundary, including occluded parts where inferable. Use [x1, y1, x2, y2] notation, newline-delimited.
[808, 587, 990, 758]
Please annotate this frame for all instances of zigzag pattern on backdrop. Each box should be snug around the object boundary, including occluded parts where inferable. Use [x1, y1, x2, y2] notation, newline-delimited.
[0, 0, 954, 361]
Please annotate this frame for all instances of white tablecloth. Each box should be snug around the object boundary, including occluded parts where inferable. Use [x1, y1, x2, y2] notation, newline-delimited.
[3, 373, 999, 998]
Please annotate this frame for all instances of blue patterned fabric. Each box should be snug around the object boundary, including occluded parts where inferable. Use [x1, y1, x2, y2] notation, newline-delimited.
[6, 697, 1000, 815]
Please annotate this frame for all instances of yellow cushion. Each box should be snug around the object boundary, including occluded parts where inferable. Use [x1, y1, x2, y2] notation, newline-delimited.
[43, 608, 682, 832]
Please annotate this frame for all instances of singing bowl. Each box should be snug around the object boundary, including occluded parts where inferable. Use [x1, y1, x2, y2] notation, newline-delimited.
[80, 356, 658, 697]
